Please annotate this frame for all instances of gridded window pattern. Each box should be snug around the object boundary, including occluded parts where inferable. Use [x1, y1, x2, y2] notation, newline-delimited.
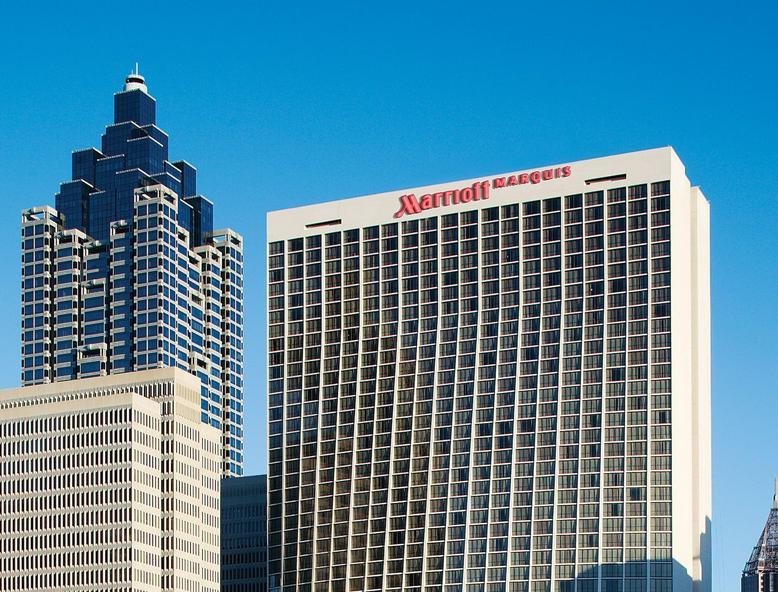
[0, 370, 222, 592]
[268, 182, 673, 592]
[21, 184, 245, 477]
[211, 230, 246, 477]
[0, 402, 159, 591]
[21, 207, 66, 385]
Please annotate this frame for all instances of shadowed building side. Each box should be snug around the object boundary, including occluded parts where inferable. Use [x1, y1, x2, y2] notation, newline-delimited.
[221, 474, 268, 591]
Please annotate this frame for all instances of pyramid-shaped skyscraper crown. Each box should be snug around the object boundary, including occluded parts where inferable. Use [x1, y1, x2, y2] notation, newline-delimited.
[744, 483, 778, 575]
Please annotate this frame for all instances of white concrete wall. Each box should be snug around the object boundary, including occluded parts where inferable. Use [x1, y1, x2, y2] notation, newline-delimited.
[691, 187, 712, 592]
[669, 157, 711, 592]
[268, 147, 680, 240]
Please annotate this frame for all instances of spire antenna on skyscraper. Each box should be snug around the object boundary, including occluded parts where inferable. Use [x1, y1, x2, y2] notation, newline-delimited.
[774, 479, 777, 509]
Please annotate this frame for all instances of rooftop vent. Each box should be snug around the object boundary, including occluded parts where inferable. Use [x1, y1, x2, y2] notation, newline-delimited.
[305, 219, 342, 229]
[584, 174, 627, 185]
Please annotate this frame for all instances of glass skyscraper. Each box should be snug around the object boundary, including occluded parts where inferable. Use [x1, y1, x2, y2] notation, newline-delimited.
[21, 70, 244, 475]
[266, 148, 711, 592]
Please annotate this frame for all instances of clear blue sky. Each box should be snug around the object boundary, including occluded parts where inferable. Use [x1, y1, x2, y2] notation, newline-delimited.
[1, 2, 776, 590]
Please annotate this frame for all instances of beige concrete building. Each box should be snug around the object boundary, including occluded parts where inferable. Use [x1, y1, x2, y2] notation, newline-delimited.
[0, 367, 221, 592]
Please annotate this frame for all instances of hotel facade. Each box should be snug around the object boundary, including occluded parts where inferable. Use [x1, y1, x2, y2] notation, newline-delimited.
[266, 148, 711, 592]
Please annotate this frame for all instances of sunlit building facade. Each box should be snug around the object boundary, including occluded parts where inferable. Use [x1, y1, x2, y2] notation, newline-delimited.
[0, 368, 221, 591]
[266, 148, 711, 592]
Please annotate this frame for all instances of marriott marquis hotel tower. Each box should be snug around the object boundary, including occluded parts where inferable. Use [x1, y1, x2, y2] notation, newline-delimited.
[267, 148, 711, 592]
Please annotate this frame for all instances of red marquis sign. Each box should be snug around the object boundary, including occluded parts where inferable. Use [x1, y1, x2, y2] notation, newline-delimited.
[393, 166, 572, 219]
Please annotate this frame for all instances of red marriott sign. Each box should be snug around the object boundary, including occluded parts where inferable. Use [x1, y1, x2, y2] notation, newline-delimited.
[393, 165, 572, 219]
